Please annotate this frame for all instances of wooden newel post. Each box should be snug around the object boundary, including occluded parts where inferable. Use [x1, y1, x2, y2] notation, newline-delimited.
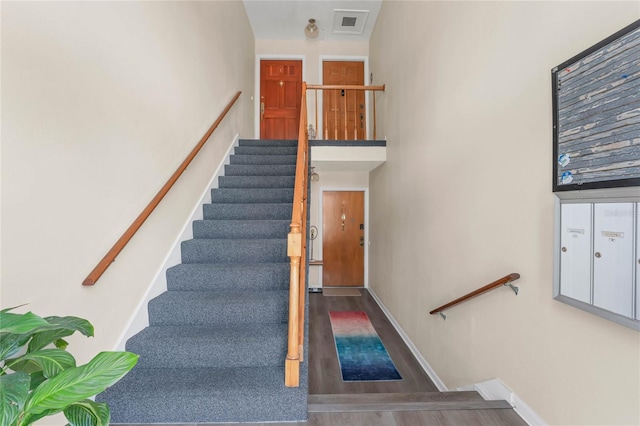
[285, 225, 302, 387]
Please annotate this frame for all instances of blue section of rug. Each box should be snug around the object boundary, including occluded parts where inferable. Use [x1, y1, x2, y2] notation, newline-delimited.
[329, 311, 402, 382]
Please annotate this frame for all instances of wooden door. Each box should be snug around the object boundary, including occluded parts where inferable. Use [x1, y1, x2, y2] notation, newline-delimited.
[260, 60, 302, 140]
[322, 191, 365, 287]
[322, 61, 365, 140]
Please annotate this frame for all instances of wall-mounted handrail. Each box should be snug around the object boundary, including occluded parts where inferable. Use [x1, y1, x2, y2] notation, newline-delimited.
[82, 91, 242, 286]
[429, 273, 521, 320]
[285, 82, 309, 387]
[306, 84, 385, 140]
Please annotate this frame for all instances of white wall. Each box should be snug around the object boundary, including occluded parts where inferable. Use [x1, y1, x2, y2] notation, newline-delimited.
[1, 1, 254, 363]
[369, 2, 640, 425]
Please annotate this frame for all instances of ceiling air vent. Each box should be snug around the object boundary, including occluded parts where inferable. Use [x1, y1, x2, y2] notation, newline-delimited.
[332, 9, 369, 35]
[342, 17, 357, 27]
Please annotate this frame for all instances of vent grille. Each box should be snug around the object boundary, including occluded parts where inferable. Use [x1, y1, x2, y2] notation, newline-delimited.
[341, 17, 357, 27]
[332, 9, 369, 35]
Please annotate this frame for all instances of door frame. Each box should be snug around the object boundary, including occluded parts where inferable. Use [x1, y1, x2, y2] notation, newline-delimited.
[318, 55, 371, 140]
[317, 186, 369, 288]
[254, 54, 307, 139]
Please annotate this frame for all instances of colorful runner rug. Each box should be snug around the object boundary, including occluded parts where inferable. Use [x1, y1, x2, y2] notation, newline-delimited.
[328, 311, 402, 381]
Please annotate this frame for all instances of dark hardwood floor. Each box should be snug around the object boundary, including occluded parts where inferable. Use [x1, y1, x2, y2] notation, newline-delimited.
[116, 288, 527, 426]
[309, 289, 439, 395]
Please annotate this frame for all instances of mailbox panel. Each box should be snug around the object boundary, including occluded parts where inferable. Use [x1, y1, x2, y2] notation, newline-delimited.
[560, 203, 592, 303]
[593, 203, 635, 317]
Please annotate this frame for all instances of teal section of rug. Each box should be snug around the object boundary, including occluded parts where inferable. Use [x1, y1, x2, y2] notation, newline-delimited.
[329, 311, 402, 381]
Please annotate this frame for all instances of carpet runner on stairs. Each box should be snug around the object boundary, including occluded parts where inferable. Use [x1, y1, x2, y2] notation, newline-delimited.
[97, 139, 308, 424]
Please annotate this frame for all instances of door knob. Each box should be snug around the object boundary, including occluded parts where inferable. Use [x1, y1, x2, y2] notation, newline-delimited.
[561, 247, 567, 252]
[594, 252, 602, 258]
[359, 236, 364, 247]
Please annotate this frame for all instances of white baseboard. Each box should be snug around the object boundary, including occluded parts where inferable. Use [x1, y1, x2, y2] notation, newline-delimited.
[457, 379, 548, 426]
[114, 134, 240, 351]
[367, 287, 448, 391]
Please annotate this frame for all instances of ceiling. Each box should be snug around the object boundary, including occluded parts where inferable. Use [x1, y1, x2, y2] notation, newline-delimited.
[242, 0, 382, 41]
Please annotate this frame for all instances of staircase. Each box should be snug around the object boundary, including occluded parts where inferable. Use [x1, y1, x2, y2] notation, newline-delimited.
[98, 139, 308, 424]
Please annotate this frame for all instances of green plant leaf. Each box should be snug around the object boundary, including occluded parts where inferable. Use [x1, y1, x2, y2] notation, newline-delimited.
[0, 305, 28, 314]
[8, 349, 76, 378]
[0, 371, 30, 426]
[23, 351, 138, 415]
[0, 333, 32, 363]
[0, 312, 50, 335]
[63, 399, 110, 426]
[28, 371, 47, 391]
[31, 317, 94, 353]
[28, 317, 94, 353]
[55, 339, 69, 350]
[19, 408, 57, 426]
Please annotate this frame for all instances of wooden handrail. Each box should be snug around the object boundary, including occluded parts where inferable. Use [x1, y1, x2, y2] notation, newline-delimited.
[285, 82, 309, 388]
[82, 91, 242, 286]
[307, 84, 385, 91]
[429, 273, 521, 317]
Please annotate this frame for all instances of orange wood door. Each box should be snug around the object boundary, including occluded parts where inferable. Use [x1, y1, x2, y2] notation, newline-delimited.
[322, 191, 365, 287]
[260, 60, 302, 140]
[322, 61, 365, 140]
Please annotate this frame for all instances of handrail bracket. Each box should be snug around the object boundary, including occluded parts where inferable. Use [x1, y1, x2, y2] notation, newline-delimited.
[504, 281, 519, 295]
[438, 312, 447, 321]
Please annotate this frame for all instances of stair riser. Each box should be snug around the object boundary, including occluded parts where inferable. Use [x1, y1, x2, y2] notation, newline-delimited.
[166, 264, 290, 292]
[235, 146, 298, 155]
[193, 220, 290, 239]
[230, 155, 297, 165]
[181, 239, 288, 263]
[218, 175, 295, 188]
[224, 164, 296, 176]
[203, 203, 292, 220]
[128, 331, 287, 369]
[211, 188, 294, 204]
[148, 297, 288, 326]
[239, 139, 298, 147]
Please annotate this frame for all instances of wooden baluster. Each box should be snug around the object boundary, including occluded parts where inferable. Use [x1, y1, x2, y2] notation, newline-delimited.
[314, 90, 318, 140]
[353, 90, 358, 140]
[334, 89, 338, 140]
[373, 91, 377, 140]
[343, 90, 348, 140]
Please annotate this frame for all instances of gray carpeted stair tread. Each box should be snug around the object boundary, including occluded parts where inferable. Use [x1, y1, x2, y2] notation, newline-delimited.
[230, 154, 297, 165]
[218, 175, 295, 188]
[166, 263, 289, 291]
[99, 366, 308, 424]
[148, 290, 289, 326]
[181, 238, 288, 263]
[234, 145, 298, 155]
[239, 139, 298, 147]
[211, 188, 294, 203]
[193, 219, 290, 239]
[224, 164, 296, 176]
[127, 324, 288, 369]
[203, 203, 292, 220]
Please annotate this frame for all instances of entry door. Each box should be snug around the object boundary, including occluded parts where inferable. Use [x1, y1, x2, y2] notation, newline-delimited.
[322, 191, 365, 287]
[260, 60, 302, 139]
[322, 61, 365, 140]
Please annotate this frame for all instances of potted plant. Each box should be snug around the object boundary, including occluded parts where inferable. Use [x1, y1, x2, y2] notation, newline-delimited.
[0, 307, 138, 426]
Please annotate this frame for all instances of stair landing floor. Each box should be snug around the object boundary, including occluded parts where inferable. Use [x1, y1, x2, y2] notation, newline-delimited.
[116, 289, 526, 426]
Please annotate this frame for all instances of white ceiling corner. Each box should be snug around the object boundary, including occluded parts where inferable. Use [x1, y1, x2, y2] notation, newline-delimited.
[242, 0, 382, 41]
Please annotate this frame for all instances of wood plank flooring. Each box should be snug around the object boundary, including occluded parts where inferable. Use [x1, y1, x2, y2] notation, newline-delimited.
[309, 289, 439, 395]
[116, 288, 527, 425]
